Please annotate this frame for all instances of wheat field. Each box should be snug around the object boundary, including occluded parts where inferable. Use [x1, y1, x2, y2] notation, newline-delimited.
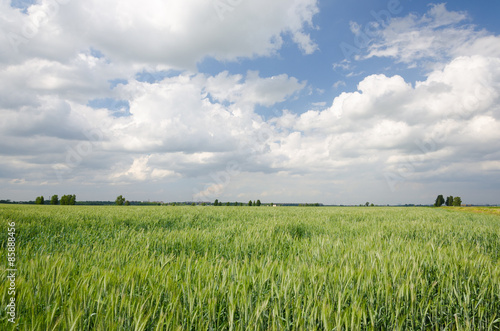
[1, 205, 499, 330]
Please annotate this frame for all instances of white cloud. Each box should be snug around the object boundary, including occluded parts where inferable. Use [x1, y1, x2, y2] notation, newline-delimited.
[292, 31, 319, 55]
[2, 50, 500, 203]
[37, 54, 495, 198]
[0, 66, 303, 191]
[333, 81, 346, 89]
[205, 71, 306, 107]
[107, 71, 303, 154]
[112, 156, 151, 182]
[364, 3, 500, 67]
[268, 55, 500, 194]
[111, 155, 179, 182]
[2, 0, 319, 69]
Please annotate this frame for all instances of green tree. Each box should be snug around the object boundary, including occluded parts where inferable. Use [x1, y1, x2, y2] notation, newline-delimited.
[70, 195, 76, 205]
[248, 200, 252, 206]
[61, 195, 73, 205]
[50, 195, 59, 205]
[115, 195, 125, 206]
[125, 200, 131, 206]
[35, 196, 44, 204]
[214, 199, 219, 206]
[365, 202, 370, 207]
[434, 195, 445, 207]
[256, 200, 261, 206]
[445, 196, 454, 206]
[453, 196, 462, 206]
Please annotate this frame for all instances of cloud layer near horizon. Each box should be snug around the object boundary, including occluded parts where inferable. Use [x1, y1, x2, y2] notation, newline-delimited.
[1, 2, 499, 204]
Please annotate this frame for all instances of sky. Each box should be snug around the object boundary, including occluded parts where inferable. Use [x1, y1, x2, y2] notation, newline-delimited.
[1, 0, 499, 205]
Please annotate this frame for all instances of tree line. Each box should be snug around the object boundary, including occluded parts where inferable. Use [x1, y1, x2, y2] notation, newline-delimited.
[213, 199, 264, 206]
[434, 195, 462, 207]
[113, 197, 270, 207]
[35, 195, 76, 205]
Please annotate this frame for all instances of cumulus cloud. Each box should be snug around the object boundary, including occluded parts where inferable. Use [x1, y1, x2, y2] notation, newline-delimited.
[268, 55, 500, 195]
[5, 50, 498, 202]
[0, 65, 304, 187]
[205, 71, 306, 107]
[1, 0, 319, 68]
[109, 71, 304, 154]
[111, 155, 179, 183]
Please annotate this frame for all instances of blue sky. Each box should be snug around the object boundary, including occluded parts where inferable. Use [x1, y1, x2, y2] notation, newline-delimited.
[1, 0, 500, 204]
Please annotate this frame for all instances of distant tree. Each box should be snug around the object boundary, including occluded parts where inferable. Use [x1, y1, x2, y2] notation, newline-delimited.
[115, 195, 125, 206]
[256, 200, 261, 206]
[453, 197, 462, 206]
[248, 200, 253, 206]
[35, 196, 44, 204]
[214, 199, 219, 206]
[445, 196, 454, 206]
[50, 195, 59, 205]
[225, 202, 230, 206]
[434, 195, 445, 207]
[125, 200, 131, 206]
[370, 203, 374, 207]
[202, 202, 206, 206]
[365, 202, 370, 207]
[61, 194, 74, 205]
[191, 202, 196, 206]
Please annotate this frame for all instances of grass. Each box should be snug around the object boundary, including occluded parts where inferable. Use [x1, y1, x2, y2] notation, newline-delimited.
[1, 205, 499, 330]
[444, 206, 500, 217]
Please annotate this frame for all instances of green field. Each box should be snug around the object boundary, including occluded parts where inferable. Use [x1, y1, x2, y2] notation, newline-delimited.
[1, 205, 499, 330]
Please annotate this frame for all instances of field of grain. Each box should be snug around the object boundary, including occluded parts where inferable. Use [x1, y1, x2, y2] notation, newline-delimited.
[1, 205, 499, 330]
